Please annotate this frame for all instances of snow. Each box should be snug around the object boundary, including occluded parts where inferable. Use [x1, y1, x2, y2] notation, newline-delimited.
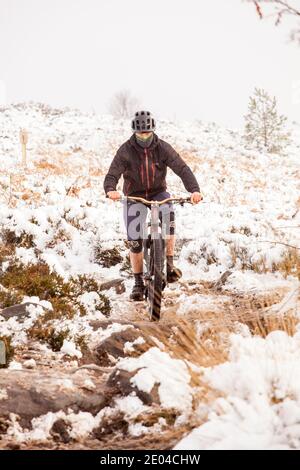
[224, 271, 298, 294]
[77, 291, 102, 315]
[269, 287, 299, 315]
[177, 293, 225, 315]
[23, 358, 36, 369]
[0, 104, 299, 289]
[123, 336, 145, 353]
[15, 247, 38, 265]
[175, 331, 300, 450]
[118, 347, 193, 412]
[0, 388, 8, 400]
[90, 323, 134, 345]
[0, 299, 49, 346]
[7, 409, 102, 443]
[82, 378, 96, 391]
[60, 340, 82, 359]
[0, 103, 299, 447]
[8, 360, 23, 370]
[5, 397, 148, 443]
[66, 410, 101, 440]
[128, 417, 167, 437]
[23, 297, 53, 311]
[114, 395, 148, 419]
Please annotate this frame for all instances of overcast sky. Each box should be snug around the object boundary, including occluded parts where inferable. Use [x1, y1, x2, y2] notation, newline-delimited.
[0, 0, 299, 128]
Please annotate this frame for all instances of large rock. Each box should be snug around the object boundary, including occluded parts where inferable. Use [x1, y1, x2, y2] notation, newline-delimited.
[93, 327, 147, 367]
[0, 369, 108, 428]
[88, 320, 177, 367]
[0, 302, 45, 321]
[107, 368, 160, 406]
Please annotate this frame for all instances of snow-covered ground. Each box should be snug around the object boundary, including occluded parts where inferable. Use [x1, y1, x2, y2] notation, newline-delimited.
[176, 330, 300, 450]
[0, 102, 299, 449]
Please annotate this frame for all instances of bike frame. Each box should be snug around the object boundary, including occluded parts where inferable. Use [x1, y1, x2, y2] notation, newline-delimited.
[123, 195, 192, 241]
[120, 195, 193, 319]
[143, 201, 165, 288]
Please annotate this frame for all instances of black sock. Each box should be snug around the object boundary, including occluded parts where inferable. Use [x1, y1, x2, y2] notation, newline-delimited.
[167, 256, 174, 272]
[134, 272, 144, 286]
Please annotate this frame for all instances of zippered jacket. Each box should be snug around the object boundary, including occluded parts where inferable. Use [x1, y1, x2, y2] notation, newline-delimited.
[103, 133, 200, 199]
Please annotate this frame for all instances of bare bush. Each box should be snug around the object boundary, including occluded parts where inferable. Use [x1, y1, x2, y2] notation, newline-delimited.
[109, 89, 140, 118]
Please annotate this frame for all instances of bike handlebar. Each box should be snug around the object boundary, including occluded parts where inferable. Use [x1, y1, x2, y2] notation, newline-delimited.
[122, 196, 193, 205]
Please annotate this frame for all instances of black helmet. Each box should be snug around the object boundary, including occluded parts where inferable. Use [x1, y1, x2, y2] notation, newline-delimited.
[131, 110, 156, 132]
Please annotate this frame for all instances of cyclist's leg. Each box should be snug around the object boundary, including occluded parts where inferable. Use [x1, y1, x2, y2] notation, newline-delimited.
[123, 199, 148, 241]
[123, 200, 148, 299]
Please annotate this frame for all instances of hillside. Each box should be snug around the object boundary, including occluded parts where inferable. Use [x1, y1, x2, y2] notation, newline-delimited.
[0, 103, 299, 449]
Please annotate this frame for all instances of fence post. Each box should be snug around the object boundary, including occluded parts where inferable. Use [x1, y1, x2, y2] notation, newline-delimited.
[0, 340, 6, 366]
[19, 128, 28, 167]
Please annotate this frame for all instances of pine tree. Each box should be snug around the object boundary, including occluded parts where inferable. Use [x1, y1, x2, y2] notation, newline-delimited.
[244, 88, 291, 154]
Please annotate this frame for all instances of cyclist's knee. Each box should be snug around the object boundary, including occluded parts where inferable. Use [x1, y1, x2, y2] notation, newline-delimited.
[128, 239, 143, 253]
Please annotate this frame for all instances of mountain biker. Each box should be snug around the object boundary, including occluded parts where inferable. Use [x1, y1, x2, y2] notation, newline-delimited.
[104, 110, 202, 301]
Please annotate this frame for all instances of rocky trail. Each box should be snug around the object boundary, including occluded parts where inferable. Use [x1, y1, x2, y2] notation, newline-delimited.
[0, 103, 298, 449]
[1, 270, 296, 450]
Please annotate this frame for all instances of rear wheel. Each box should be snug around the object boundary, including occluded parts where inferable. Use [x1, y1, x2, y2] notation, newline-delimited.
[148, 237, 165, 321]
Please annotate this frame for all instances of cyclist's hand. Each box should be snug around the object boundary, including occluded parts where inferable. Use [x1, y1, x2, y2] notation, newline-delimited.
[190, 192, 203, 204]
[107, 191, 121, 201]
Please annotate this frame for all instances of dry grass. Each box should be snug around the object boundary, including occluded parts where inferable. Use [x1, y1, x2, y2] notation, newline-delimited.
[0, 242, 15, 263]
[135, 301, 299, 447]
[250, 247, 300, 279]
[34, 159, 63, 174]
[227, 242, 300, 279]
[0, 151, 104, 208]
[34, 151, 76, 176]
[273, 248, 300, 279]
[33, 149, 104, 179]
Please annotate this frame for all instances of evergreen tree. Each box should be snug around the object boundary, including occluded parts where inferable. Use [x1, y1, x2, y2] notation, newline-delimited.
[244, 88, 291, 154]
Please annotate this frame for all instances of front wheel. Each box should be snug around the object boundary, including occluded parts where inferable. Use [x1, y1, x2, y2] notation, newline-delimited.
[148, 237, 165, 321]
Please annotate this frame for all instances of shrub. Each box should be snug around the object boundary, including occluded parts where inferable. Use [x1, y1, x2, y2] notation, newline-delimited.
[0, 262, 111, 318]
[0, 289, 23, 309]
[94, 247, 123, 268]
[1, 229, 34, 249]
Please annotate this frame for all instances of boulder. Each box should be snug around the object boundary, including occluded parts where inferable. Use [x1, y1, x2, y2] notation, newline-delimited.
[0, 302, 45, 321]
[93, 327, 147, 367]
[0, 369, 108, 428]
[106, 368, 160, 406]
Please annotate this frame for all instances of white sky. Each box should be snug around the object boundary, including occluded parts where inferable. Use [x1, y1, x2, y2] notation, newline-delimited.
[0, 0, 299, 128]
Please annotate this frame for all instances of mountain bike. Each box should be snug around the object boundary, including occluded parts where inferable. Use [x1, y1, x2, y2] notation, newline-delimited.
[123, 196, 192, 321]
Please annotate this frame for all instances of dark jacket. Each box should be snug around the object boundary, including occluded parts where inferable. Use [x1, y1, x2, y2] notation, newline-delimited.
[103, 133, 200, 199]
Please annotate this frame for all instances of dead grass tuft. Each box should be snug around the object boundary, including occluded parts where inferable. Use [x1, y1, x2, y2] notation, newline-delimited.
[94, 246, 123, 268]
[1, 230, 35, 249]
